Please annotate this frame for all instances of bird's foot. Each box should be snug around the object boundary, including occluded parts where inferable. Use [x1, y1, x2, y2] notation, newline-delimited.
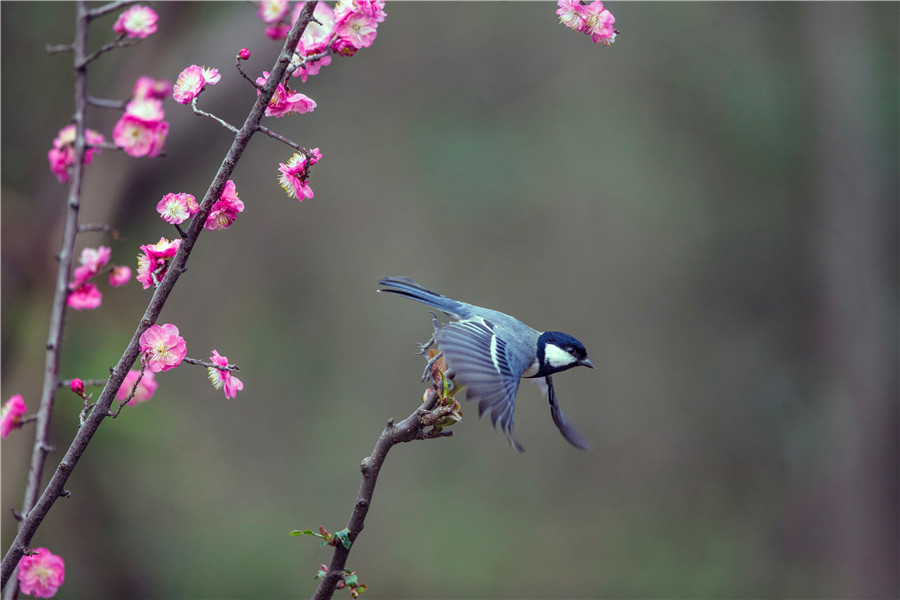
[420, 350, 444, 383]
[415, 311, 440, 355]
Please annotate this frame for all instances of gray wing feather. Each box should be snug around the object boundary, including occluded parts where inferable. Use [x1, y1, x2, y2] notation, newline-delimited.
[435, 320, 525, 452]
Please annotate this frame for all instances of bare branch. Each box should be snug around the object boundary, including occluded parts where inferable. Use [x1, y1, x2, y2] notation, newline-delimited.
[190, 97, 240, 133]
[77, 223, 119, 238]
[87, 96, 127, 110]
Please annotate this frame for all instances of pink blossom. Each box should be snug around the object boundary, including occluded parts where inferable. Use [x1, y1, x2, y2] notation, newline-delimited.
[557, 0, 587, 31]
[113, 5, 158, 39]
[291, 46, 332, 82]
[108, 265, 132, 288]
[265, 24, 291, 40]
[124, 98, 165, 123]
[204, 180, 244, 231]
[207, 350, 243, 399]
[278, 148, 321, 201]
[136, 237, 181, 289]
[67, 283, 102, 311]
[173, 65, 220, 104]
[582, 1, 616, 45]
[256, 71, 316, 118]
[299, 2, 336, 54]
[72, 245, 112, 284]
[70, 379, 85, 397]
[133, 76, 172, 101]
[1, 395, 27, 439]
[331, 37, 359, 57]
[239, 48, 251, 60]
[112, 114, 169, 157]
[258, 0, 289, 24]
[333, 0, 385, 51]
[139, 323, 187, 373]
[156, 192, 199, 225]
[117, 370, 158, 405]
[48, 125, 105, 183]
[17, 548, 65, 598]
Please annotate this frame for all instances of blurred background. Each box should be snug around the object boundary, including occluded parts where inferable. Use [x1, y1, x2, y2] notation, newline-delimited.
[2, 2, 898, 598]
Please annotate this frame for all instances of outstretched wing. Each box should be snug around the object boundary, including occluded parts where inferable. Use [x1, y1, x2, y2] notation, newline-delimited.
[435, 319, 525, 452]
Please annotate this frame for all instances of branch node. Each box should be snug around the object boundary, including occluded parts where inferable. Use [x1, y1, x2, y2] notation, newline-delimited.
[59, 489, 71, 499]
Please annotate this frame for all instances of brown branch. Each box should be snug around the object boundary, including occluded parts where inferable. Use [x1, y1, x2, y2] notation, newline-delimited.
[2, 4, 92, 598]
[77, 223, 119, 238]
[0, 0, 321, 589]
[310, 371, 458, 600]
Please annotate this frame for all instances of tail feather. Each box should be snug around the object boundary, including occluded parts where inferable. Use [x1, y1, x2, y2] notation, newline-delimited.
[546, 376, 592, 450]
[378, 277, 464, 317]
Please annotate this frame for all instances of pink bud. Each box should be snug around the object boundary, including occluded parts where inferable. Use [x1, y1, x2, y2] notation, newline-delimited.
[239, 48, 251, 60]
[70, 379, 85, 397]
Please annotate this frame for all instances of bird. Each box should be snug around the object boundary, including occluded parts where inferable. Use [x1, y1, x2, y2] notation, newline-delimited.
[378, 276, 593, 452]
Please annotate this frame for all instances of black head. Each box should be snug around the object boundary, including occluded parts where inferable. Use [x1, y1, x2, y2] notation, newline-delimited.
[536, 331, 594, 377]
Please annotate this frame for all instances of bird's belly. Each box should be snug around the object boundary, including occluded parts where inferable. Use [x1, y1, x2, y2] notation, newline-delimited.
[521, 358, 541, 378]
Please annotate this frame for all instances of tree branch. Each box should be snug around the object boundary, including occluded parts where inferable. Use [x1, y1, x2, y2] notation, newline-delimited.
[310, 369, 458, 600]
[0, 1, 321, 590]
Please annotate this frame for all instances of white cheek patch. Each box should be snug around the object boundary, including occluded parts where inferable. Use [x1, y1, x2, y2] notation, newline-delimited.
[544, 343, 577, 369]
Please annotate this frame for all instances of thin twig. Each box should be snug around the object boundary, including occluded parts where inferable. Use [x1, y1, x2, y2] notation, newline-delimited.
[257, 123, 309, 153]
[190, 97, 240, 133]
[46, 43, 74, 55]
[78, 36, 140, 68]
[87, 96, 127, 110]
[87, 0, 141, 20]
[183, 357, 241, 373]
[58, 378, 107, 389]
[77, 223, 119, 238]
[0, 1, 321, 588]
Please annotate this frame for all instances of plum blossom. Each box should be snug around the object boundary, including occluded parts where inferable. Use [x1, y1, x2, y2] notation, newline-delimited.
[133, 76, 172, 101]
[108, 265, 132, 288]
[139, 323, 187, 373]
[117, 370, 158, 405]
[173, 64, 220, 104]
[72, 246, 111, 284]
[256, 71, 316, 118]
[113, 5, 158, 38]
[112, 98, 169, 157]
[66, 283, 102, 311]
[48, 125, 105, 183]
[156, 192, 199, 225]
[278, 148, 321, 201]
[204, 180, 244, 231]
[1, 395, 27, 439]
[556, 0, 586, 30]
[17, 547, 65, 598]
[332, 0, 385, 54]
[557, 0, 616, 45]
[258, 0, 289, 24]
[239, 47, 251, 60]
[136, 237, 181, 289]
[207, 350, 243, 399]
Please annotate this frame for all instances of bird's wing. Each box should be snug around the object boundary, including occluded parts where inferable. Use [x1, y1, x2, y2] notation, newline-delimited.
[435, 319, 525, 452]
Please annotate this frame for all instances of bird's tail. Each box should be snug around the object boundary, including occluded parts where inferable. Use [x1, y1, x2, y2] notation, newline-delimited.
[377, 277, 466, 317]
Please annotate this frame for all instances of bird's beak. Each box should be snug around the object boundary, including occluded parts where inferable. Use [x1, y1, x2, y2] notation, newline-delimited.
[580, 358, 595, 369]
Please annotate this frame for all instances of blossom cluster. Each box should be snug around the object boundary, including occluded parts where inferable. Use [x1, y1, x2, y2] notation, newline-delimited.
[67, 246, 132, 311]
[258, 0, 386, 81]
[48, 125, 106, 184]
[556, 0, 617, 46]
[112, 76, 171, 157]
[278, 148, 321, 201]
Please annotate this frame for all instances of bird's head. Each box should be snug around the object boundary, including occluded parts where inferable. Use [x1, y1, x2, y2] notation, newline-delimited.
[536, 331, 594, 376]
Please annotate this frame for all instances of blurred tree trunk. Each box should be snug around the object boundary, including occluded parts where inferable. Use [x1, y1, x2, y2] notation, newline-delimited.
[802, 3, 899, 597]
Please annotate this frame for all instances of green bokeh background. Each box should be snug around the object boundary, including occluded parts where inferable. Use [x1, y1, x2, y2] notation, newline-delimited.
[2, 2, 898, 598]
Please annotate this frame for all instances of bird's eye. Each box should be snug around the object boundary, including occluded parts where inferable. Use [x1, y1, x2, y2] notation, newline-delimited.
[566, 347, 576, 355]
